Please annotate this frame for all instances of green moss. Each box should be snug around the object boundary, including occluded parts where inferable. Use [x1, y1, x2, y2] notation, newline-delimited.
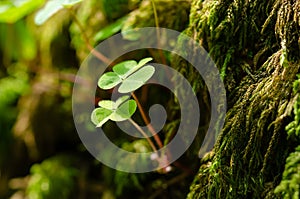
[175, 0, 300, 198]
[275, 146, 300, 199]
[122, 0, 190, 40]
[275, 75, 300, 199]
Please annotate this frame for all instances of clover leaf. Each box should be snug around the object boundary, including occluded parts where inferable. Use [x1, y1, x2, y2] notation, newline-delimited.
[91, 96, 137, 127]
[118, 65, 155, 93]
[98, 57, 154, 93]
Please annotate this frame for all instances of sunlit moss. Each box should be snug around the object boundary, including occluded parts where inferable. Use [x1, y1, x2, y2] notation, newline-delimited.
[176, 0, 300, 198]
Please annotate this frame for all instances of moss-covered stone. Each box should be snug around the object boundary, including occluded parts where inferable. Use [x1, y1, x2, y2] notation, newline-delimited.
[175, 0, 300, 198]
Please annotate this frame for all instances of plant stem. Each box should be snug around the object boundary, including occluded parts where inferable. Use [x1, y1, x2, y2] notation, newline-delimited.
[131, 92, 164, 149]
[128, 118, 157, 152]
[68, 8, 111, 65]
[150, 0, 167, 65]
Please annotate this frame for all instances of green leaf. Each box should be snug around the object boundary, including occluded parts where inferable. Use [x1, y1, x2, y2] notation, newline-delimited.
[112, 57, 153, 79]
[115, 95, 130, 107]
[113, 60, 137, 78]
[0, 0, 45, 23]
[118, 65, 155, 93]
[93, 15, 128, 42]
[110, 100, 137, 121]
[126, 57, 153, 77]
[136, 57, 153, 69]
[98, 57, 154, 93]
[91, 107, 113, 127]
[91, 96, 136, 127]
[98, 100, 115, 110]
[34, 0, 82, 25]
[98, 96, 130, 110]
[98, 72, 121, 90]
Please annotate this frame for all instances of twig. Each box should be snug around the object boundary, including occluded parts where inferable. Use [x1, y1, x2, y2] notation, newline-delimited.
[128, 118, 157, 152]
[131, 92, 164, 148]
[68, 8, 111, 65]
[150, 0, 167, 65]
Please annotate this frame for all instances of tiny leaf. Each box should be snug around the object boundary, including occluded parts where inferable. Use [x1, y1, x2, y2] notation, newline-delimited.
[98, 72, 121, 90]
[125, 57, 153, 77]
[98, 95, 129, 109]
[91, 96, 135, 127]
[115, 95, 130, 107]
[98, 100, 115, 110]
[91, 107, 113, 127]
[110, 100, 137, 121]
[113, 60, 137, 78]
[118, 65, 155, 93]
[136, 57, 153, 69]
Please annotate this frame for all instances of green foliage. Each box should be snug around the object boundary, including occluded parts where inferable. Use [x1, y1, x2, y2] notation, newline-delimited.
[34, 0, 83, 25]
[114, 139, 151, 196]
[285, 75, 300, 140]
[0, 20, 37, 63]
[93, 15, 128, 42]
[185, 0, 300, 193]
[98, 57, 154, 93]
[121, 0, 190, 41]
[101, 0, 140, 21]
[274, 146, 300, 199]
[275, 76, 300, 199]
[91, 95, 137, 127]
[0, 63, 29, 166]
[92, 57, 154, 127]
[0, 0, 44, 23]
[286, 102, 300, 139]
[26, 156, 78, 199]
[114, 170, 145, 196]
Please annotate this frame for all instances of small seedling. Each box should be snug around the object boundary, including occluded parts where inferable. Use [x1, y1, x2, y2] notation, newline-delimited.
[91, 57, 171, 172]
[91, 57, 154, 128]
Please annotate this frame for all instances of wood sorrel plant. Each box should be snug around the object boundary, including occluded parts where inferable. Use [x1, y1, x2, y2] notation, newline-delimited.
[91, 57, 170, 172]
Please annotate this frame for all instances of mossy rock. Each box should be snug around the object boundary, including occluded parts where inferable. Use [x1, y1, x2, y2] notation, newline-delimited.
[167, 0, 300, 198]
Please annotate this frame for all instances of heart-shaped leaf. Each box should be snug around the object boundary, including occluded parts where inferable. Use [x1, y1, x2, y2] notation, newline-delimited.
[112, 57, 153, 79]
[91, 107, 113, 127]
[91, 96, 136, 127]
[112, 60, 137, 78]
[118, 65, 155, 93]
[98, 95, 129, 109]
[98, 57, 154, 93]
[115, 95, 130, 107]
[98, 72, 121, 90]
[110, 99, 137, 121]
[136, 57, 153, 69]
[98, 100, 115, 110]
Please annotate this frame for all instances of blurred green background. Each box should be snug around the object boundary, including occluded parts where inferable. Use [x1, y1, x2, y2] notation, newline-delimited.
[0, 0, 193, 198]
